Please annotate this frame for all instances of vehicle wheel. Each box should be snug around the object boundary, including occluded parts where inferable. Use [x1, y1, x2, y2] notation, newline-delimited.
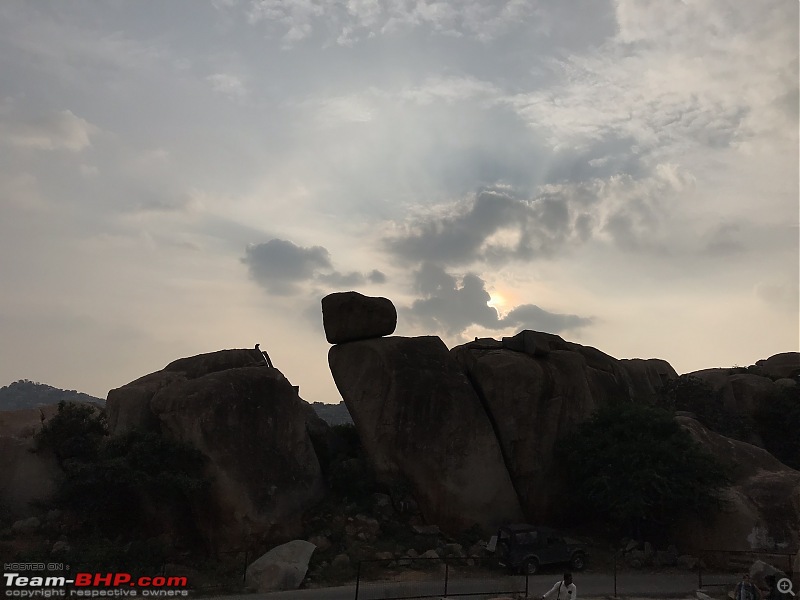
[523, 558, 539, 575]
[570, 553, 587, 571]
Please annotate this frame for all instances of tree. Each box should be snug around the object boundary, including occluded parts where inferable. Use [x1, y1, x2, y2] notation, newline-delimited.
[35, 401, 107, 465]
[754, 385, 800, 470]
[557, 402, 729, 540]
[36, 402, 209, 541]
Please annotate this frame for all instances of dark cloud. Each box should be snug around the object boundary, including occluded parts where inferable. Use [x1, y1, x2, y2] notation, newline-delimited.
[409, 263, 500, 333]
[243, 239, 332, 295]
[386, 188, 595, 267]
[702, 223, 746, 257]
[243, 238, 387, 295]
[501, 304, 593, 333]
[405, 262, 593, 336]
[367, 269, 386, 283]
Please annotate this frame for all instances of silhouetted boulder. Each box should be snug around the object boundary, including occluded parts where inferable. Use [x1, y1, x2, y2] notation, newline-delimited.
[756, 353, 800, 380]
[321, 292, 397, 344]
[450, 333, 677, 521]
[329, 336, 523, 532]
[107, 350, 325, 551]
[107, 349, 265, 434]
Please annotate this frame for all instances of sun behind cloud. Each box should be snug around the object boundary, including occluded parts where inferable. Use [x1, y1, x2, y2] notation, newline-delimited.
[487, 290, 507, 313]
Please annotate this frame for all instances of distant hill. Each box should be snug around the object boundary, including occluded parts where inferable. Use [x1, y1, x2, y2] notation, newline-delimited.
[310, 401, 353, 425]
[0, 380, 105, 411]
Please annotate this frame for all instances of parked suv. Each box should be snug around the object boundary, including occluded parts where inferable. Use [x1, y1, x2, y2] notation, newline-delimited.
[493, 524, 587, 575]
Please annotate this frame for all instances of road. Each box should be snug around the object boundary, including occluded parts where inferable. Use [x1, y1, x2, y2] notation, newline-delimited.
[211, 571, 736, 599]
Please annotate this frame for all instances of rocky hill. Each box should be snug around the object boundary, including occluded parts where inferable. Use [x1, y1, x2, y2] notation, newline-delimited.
[310, 401, 353, 425]
[0, 380, 104, 411]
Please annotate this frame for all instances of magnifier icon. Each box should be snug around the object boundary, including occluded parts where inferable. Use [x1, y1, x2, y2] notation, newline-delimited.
[778, 578, 796, 596]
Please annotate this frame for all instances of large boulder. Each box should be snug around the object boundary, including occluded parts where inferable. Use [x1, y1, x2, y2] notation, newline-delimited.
[688, 369, 779, 417]
[450, 332, 677, 521]
[107, 350, 326, 551]
[685, 367, 789, 446]
[676, 416, 800, 552]
[107, 349, 265, 434]
[321, 292, 397, 344]
[245, 540, 316, 592]
[328, 336, 523, 532]
[756, 353, 800, 380]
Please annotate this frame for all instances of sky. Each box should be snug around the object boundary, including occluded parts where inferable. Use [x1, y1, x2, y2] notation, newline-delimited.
[0, 0, 798, 403]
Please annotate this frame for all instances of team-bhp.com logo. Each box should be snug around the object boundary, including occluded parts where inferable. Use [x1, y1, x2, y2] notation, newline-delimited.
[3, 569, 189, 598]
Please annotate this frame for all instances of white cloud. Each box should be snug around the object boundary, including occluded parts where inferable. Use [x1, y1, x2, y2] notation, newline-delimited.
[3, 110, 98, 152]
[245, 0, 541, 45]
[507, 0, 797, 158]
[206, 73, 247, 99]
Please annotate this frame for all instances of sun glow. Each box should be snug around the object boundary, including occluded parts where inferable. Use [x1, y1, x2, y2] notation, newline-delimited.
[488, 291, 507, 312]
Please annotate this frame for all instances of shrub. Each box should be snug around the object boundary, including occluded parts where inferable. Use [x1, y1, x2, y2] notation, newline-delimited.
[35, 401, 107, 464]
[36, 402, 209, 541]
[557, 402, 729, 541]
[754, 385, 800, 470]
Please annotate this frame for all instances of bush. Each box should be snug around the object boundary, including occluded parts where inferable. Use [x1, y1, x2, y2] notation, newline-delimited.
[36, 401, 107, 464]
[754, 385, 800, 470]
[57, 430, 209, 536]
[36, 402, 209, 541]
[325, 424, 379, 503]
[557, 402, 729, 541]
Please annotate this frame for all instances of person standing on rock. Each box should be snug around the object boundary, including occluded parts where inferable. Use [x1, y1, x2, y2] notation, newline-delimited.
[734, 573, 763, 600]
[541, 572, 576, 600]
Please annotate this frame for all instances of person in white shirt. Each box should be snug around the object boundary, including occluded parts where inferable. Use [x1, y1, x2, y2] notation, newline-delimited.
[541, 572, 577, 600]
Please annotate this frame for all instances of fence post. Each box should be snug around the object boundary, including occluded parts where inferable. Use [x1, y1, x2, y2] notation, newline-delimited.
[525, 573, 529, 598]
[355, 561, 361, 600]
[444, 559, 449, 597]
[698, 557, 702, 590]
[614, 553, 617, 597]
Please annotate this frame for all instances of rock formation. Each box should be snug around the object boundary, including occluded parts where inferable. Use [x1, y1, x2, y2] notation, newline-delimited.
[324, 293, 680, 530]
[329, 335, 523, 532]
[756, 352, 800, 380]
[322, 291, 397, 344]
[451, 332, 676, 521]
[323, 290, 797, 551]
[107, 349, 325, 551]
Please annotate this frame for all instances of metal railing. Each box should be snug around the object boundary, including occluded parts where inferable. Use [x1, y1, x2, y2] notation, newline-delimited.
[353, 556, 530, 600]
[697, 549, 796, 590]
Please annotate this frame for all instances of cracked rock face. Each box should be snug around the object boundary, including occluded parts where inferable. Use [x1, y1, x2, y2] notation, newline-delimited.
[329, 335, 523, 532]
[450, 332, 677, 522]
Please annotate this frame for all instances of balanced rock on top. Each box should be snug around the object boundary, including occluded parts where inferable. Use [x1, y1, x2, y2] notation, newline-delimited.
[321, 291, 397, 344]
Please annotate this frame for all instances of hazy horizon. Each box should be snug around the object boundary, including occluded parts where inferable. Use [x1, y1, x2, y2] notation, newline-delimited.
[1, 0, 797, 402]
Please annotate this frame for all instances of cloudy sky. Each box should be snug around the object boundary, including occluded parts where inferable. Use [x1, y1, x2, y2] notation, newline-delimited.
[1, 0, 797, 403]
